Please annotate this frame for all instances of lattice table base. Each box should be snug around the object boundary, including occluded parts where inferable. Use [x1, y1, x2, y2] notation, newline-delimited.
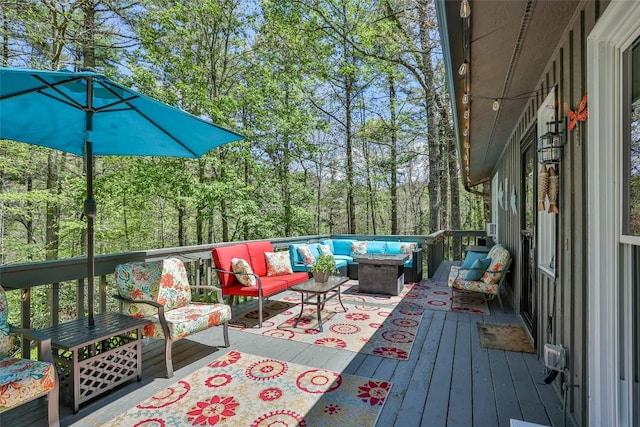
[39, 312, 150, 413]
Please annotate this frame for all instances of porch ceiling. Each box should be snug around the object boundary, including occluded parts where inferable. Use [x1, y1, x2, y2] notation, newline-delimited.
[436, 0, 579, 187]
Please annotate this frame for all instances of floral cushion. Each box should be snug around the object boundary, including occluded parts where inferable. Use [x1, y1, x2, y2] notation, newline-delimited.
[400, 242, 418, 262]
[0, 357, 56, 411]
[231, 258, 257, 287]
[265, 251, 293, 276]
[318, 244, 332, 256]
[447, 266, 499, 295]
[116, 258, 192, 315]
[482, 245, 511, 284]
[138, 303, 232, 340]
[351, 241, 368, 257]
[296, 245, 315, 265]
[0, 286, 11, 356]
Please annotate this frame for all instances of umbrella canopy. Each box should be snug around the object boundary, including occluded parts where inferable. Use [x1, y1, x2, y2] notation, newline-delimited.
[0, 67, 244, 325]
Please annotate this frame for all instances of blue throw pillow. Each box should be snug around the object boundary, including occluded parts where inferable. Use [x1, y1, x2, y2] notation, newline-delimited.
[465, 257, 492, 281]
[461, 251, 487, 268]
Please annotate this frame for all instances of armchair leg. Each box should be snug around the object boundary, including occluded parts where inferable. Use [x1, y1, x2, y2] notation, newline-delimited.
[165, 338, 174, 378]
[258, 298, 263, 328]
[47, 381, 60, 427]
[496, 293, 505, 313]
[223, 322, 230, 347]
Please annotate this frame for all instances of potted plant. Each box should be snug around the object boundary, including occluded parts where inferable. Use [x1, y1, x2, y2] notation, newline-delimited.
[310, 254, 337, 283]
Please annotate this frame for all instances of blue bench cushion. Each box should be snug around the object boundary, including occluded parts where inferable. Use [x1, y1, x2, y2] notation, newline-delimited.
[366, 241, 386, 254]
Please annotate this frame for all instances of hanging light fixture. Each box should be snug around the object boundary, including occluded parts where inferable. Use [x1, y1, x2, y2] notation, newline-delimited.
[462, 93, 469, 104]
[458, 61, 468, 76]
[537, 122, 564, 164]
[463, 109, 469, 120]
[492, 100, 500, 111]
[460, 0, 471, 19]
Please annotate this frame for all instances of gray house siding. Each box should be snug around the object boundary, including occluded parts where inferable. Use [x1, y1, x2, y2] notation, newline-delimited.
[493, 2, 608, 425]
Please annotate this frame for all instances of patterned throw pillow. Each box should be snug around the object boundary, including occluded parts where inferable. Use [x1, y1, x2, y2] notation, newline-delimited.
[265, 251, 293, 276]
[351, 241, 368, 256]
[318, 244, 332, 256]
[400, 242, 418, 262]
[231, 258, 257, 287]
[297, 245, 315, 265]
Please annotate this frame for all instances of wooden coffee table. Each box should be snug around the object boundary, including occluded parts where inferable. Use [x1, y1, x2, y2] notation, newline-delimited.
[354, 253, 409, 296]
[290, 276, 348, 332]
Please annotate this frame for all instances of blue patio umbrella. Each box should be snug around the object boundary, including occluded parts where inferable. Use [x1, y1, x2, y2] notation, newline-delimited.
[0, 67, 244, 325]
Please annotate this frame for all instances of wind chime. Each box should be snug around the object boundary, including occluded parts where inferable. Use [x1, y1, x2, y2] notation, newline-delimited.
[537, 123, 563, 214]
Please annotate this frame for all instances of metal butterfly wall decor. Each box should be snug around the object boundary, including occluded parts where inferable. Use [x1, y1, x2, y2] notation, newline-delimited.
[567, 93, 588, 131]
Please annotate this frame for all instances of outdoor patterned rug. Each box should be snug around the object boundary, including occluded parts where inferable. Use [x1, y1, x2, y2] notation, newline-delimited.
[338, 280, 490, 315]
[102, 351, 391, 426]
[230, 279, 489, 361]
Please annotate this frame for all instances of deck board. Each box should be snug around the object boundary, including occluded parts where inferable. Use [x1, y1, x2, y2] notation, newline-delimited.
[2, 260, 567, 427]
[448, 315, 473, 427]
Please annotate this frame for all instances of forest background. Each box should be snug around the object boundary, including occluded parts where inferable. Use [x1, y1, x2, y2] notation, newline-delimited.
[0, 0, 487, 268]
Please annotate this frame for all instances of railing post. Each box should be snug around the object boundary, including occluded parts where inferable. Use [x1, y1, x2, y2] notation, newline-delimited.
[100, 275, 107, 313]
[430, 238, 445, 278]
[20, 287, 30, 357]
[77, 278, 85, 319]
[51, 282, 60, 326]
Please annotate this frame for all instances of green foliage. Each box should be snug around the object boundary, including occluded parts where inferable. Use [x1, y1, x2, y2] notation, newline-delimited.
[0, 0, 485, 267]
[310, 254, 337, 273]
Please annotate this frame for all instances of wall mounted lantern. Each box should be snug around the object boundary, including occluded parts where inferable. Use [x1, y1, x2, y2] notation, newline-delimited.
[537, 121, 564, 164]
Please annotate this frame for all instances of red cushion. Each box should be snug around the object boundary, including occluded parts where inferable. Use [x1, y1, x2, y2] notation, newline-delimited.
[245, 241, 274, 277]
[222, 277, 289, 297]
[212, 244, 250, 288]
[282, 272, 311, 286]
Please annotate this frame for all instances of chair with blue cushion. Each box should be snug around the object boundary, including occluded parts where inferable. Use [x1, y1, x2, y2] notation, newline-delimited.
[447, 244, 512, 312]
[0, 285, 59, 427]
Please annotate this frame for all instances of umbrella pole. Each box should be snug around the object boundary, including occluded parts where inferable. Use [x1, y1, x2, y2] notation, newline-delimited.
[85, 170, 96, 327]
[85, 78, 96, 327]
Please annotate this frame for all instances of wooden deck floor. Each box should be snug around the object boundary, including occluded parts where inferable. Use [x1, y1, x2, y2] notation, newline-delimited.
[3, 261, 566, 427]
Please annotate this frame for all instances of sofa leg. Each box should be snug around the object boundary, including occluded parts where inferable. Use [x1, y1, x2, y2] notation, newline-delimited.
[223, 321, 230, 347]
[165, 338, 174, 378]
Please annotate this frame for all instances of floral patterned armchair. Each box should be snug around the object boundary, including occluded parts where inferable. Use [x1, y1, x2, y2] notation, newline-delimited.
[447, 244, 512, 312]
[114, 258, 232, 378]
[0, 285, 59, 427]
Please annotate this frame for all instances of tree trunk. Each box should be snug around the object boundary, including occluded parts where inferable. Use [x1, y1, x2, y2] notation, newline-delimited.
[389, 73, 398, 234]
[1, 7, 8, 66]
[343, 27, 356, 234]
[418, 0, 441, 233]
[45, 151, 60, 260]
[178, 194, 187, 247]
[197, 160, 204, 245]
[82, 0, 96, 69]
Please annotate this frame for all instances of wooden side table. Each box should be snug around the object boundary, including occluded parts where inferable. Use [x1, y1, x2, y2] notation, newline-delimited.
[38, 312, 150, 413]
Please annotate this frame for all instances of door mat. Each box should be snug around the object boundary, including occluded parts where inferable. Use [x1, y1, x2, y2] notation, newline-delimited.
[102, 351, 391, 426]
[477, 322, 535, 353]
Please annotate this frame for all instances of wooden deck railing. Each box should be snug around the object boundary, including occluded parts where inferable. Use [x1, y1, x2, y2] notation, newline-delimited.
[0, 230, 485, 356]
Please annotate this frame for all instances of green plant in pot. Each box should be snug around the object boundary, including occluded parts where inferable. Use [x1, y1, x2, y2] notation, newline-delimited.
[310, 254, 337, 283]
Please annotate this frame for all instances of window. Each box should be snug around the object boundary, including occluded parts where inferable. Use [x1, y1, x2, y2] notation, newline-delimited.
[624, 36, 640, 238]
[624, 34, 640, 426]
[537, 89, 557, 275]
